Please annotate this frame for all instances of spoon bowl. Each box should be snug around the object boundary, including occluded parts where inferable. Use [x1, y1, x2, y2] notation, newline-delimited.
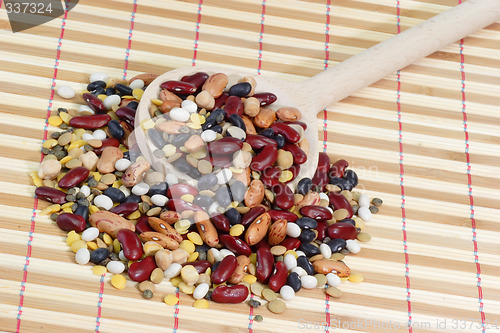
[134, 0, 500, 189]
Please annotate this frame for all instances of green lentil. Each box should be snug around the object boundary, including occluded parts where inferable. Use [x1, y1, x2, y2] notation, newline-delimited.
[371, 197, 383, 207]
[326, 286, 343, 298]
[248, 299, 261, 308]
[369, 205, 379, 214]
[262, 288, 277, 302]
[51, 132, 61, 139]
[142, 289, 154, 299]
[352, 204, 360, 215]
[254, 315, 263, 322]
[66, 194, 76, 202]
[50, 213, 59, 221]
[267, 299, 286, 314]
[87, 178, 98, 188]
[357, 232, 371, 242]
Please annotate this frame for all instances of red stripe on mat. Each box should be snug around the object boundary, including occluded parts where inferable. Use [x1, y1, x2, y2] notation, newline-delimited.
[122, 0, 138, 79]
[95, 274, 105, 332]
[458, 27, 487, 332]
[323, 0, 332, 330]
[192, 0, 204, 65]
[257, 0, 266, 75]
[16, 2, 71, 332]
[396, 2, 413, 332]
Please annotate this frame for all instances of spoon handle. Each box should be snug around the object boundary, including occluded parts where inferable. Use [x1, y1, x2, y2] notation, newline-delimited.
[302, 0, 500, 112]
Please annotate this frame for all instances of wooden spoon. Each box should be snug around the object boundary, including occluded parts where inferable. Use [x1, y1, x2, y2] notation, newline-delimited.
[135, 0, 500, 186]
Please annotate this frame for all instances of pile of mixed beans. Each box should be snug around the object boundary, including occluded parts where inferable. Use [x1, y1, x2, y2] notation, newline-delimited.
[32, 71, 382, 314]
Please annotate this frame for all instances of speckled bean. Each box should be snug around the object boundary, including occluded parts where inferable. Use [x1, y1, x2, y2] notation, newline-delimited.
[245, 212, 271, 246]
[268, 218, 287, 245]
[194, 211, 219, 247]
[139, 231, 180, 250]
[228, 255, 250, 284]
[148, 217, 183, 243]
[121, 160, 151, 187]
[202, 73, 228, 98]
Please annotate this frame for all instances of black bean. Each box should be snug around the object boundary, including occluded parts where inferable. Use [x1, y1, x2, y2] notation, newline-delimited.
[74, 205, 89, 222]
[202, 108, 225, 130]
[274, 134, 285, 149]
[326, 238, 347, 253]
[108, 120, 124, 140]
[197, 174, 218, 191]
[229, 180, 246, 203]
[228, 82, 252, 97]
[148, 182, 168, 196]
[298, 229, 317, 243]
[260, 128, 275, 138]
[172, 133, 191, 147]
[299, 242, 320, 257]
[344, 169, 358, 188]
[211, 261, 221, 272]
[297, 256, 315, 275]
[87, 80, 106, 92]
[287, 272, 301, 292]
[215, 185, 232, 207]
[210, 124, 223, 134]
[127, 101, 138, 110]
[90, 87, 106, 96]
[229, 113, 246, 132]
[124, 194, 141, 203]
[114, 83, 133, 96]
[337, 218, 356, 226]
[193, 194, 213, 208]
[105, 87, 116, 96]
[188, 168, 202, 179]
[295, 217, 318, 230]
[148, 128, 166, 149]
[90, 248, 110, 265]
[174, 158, 192, 173]
[225, 208, 241, 225]
[296, 177, 312, 195]
[103, 187, 126, 203]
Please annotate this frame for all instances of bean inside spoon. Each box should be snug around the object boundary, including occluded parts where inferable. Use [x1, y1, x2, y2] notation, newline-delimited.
[134, 0, 500, 189]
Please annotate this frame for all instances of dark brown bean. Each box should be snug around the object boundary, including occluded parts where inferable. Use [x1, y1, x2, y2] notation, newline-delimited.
[250, 144, 277, 171]
[160, 81, 197, 94]
[58, 166, 90, 189]
[211, 285, 249, 303]
[69, 114, 111, 129]
[211, 255, 237, 284]
[128, 256, 157, 282]
[56, 213, 86, 232]
[35, 186, 67, 204]
[117, 228, 144, 260]
[82, 93, 106, 113]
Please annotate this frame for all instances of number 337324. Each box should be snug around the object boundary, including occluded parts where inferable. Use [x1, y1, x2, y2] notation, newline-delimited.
[5, 2, 53, 14]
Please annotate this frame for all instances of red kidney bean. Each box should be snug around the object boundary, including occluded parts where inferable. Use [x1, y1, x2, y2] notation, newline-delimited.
[328, 192, 353, 218]
[35, 186, 67, 204]
[160, 80, 197, 94]
[219, 234, 252, 257]
[268, 210, 298, 222]
[253, 92, 277, 106]
[329, 159, 349, 178]
[283, 143, 307, 165]
[223, 95, 244, 119]
[211, 285, 249, 303]
[280, 237, 301, 251]
[208, 155, 232, 168]
[261, 166, 281, 187]
[58, 166, 89, 189]
[316, 221, 327, 241]
[241, 206, 266, 226]
[181, 72, 209, 90]
[300, 205, 333, 221]
[272, 183, 294, 210]
[208, 137, 243, 155]
[128, 256, 157, 282]
[167, 184, 198, 199]
[69, 114, 111, 129]
[250, 144, 277, 171]
[166, 199, 203, 212]
[268, 261, 288, 292]
[270, 123, 300, 143]
[211, 255, 237, 284]
[254, 239, 271, 251]
[115, 106, 136, 127]
[285, 164, 300, 184]
[312, 152, 330, 189]
[82, 93, 106, 113]
[284, 120, 307, 130]
[245, 134, 276, 150]
[109, 202, 139, 217]
[211, 214, 230, 233]
[327, 222, 357, 240]
[56, 213, 86, 232]
[214, 93, 229, 109]
[93, 138, 120, 155]
[117, 228, 144, 260]
[256, 247, 274, 283]
[135, 215, 153, 234]
[182, 260, 211, 274]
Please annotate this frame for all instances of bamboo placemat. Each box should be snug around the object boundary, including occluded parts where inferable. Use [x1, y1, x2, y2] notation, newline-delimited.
[0, 0, 499, 332]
